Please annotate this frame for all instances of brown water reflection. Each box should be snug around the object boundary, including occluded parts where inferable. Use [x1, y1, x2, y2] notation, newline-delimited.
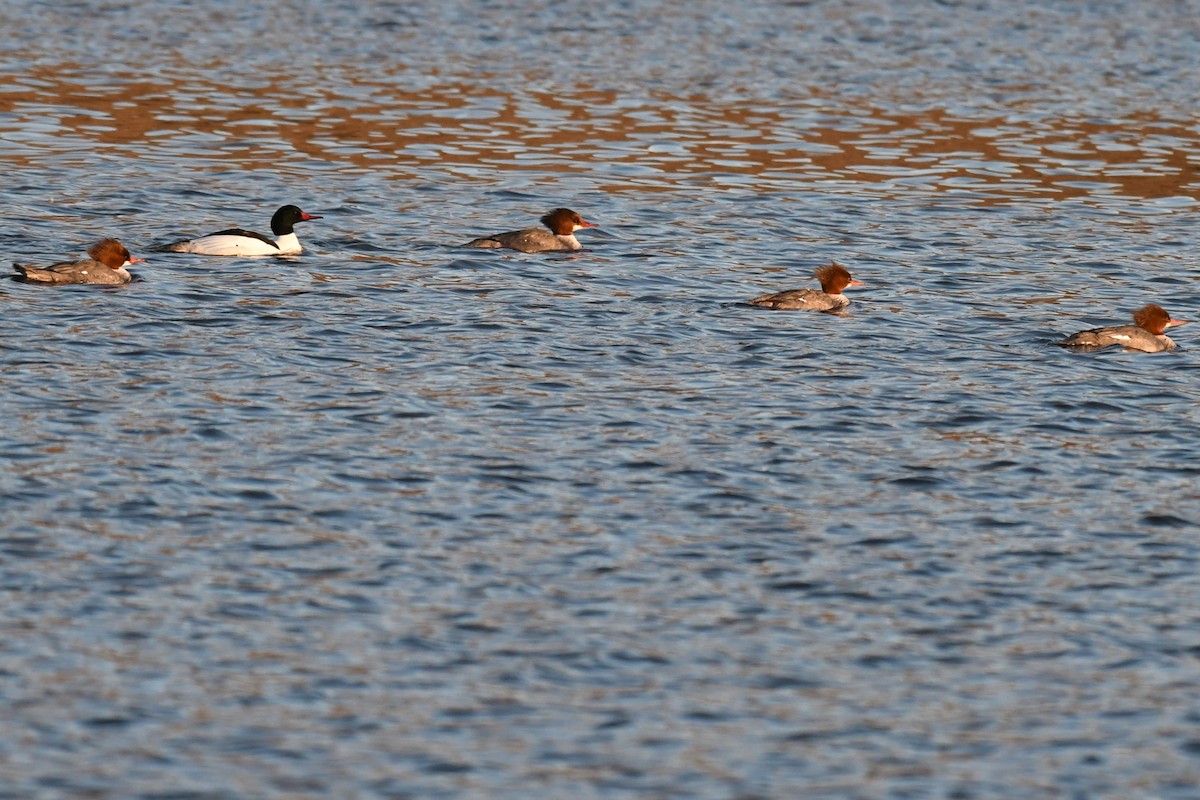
[3, 67, 1198, 202]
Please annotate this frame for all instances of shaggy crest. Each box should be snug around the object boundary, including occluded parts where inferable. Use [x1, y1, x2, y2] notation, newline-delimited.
[540, 208, 593, 235]
[813, 262, 855, 295]
[87, 238, 133, 269]
[1132, 304, 1177, 335]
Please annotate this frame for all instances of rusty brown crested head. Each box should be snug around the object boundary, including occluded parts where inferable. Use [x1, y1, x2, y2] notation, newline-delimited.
[87, 238, 136, 270]
[813, 262, 863, 295]
[1132, 304, 1187, 335]
[541, 208, 596, 235]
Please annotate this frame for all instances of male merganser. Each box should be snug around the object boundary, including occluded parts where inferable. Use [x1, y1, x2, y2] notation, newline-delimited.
[1058, 304, 1187, 353]
[748, 262, 864, 312]
[163, 204, 321, 256]
[462, 208, 597, 253]
[13, 239, 143, 285]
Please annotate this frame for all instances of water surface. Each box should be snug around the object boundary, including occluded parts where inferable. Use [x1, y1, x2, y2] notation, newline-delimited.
[2, 1, 1200, 798]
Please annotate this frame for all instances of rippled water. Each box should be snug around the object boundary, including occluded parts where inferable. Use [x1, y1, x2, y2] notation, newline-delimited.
[3, 1, 1200, 797]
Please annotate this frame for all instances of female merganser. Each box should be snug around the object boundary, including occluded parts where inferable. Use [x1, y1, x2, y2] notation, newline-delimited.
[462, 208, 597, 253]
[13, 239, 143, 285]
[1058, 304, 1187, 352]
[163, 204, 321, 256]
[748, 262, 864, 312]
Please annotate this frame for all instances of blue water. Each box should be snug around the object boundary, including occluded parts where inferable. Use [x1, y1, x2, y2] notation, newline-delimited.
[3, 1, 1200, 798]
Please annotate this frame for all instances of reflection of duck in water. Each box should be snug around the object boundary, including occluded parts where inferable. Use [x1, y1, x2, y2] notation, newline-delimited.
[748, 262, 864, 312]
[462, 208, 598, 253]
[1058, 304, 1187, 353]
[13, 238, 143, 285]
[163, 205, 321, 256]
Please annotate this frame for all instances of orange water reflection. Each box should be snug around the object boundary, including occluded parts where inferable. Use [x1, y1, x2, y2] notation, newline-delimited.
[2, 66, 1198, 202]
